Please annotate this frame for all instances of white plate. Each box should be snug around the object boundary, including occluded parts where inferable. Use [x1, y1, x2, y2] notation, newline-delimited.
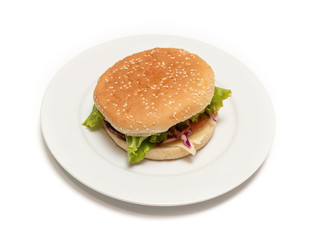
[41, 35, 275, 206]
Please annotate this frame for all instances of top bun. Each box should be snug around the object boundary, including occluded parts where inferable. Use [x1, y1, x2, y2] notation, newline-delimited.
[94, 48, 215, 136]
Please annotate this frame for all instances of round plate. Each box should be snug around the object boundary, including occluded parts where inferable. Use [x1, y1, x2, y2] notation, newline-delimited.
[41, 35, 275, 206]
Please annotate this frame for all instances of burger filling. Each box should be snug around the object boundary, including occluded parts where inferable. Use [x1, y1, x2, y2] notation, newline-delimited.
[83, 87, 231, 163]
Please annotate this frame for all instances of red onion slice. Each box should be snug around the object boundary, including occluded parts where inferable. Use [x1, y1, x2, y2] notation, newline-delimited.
[181, 134, 191, 148]
[210, 114, 217, 122]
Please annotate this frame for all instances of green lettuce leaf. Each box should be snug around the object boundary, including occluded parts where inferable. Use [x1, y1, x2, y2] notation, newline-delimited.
[205, 87, 232, 115]
[126, 136, 156, 163]
[126, 136, 148, 152]
[82, 105, 104, 128]
[188, 109, 206, 123]
[149, 132, 168, 143]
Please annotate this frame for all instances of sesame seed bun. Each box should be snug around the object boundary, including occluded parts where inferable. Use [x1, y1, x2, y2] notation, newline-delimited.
[94, 48, 215, 136]
[104, 116, 217, 160]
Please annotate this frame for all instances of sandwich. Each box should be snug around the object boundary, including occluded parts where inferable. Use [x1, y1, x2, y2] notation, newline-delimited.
[83, 48, 231, 163]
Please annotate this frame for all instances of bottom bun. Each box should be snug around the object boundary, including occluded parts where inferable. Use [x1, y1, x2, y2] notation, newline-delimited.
[104, 115, 217, 161]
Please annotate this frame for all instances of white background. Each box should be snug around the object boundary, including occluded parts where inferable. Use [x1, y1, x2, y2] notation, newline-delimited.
[1, 0, 318, 239]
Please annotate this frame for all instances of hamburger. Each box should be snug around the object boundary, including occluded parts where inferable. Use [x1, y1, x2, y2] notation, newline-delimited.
[83, 48, 231, 163]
